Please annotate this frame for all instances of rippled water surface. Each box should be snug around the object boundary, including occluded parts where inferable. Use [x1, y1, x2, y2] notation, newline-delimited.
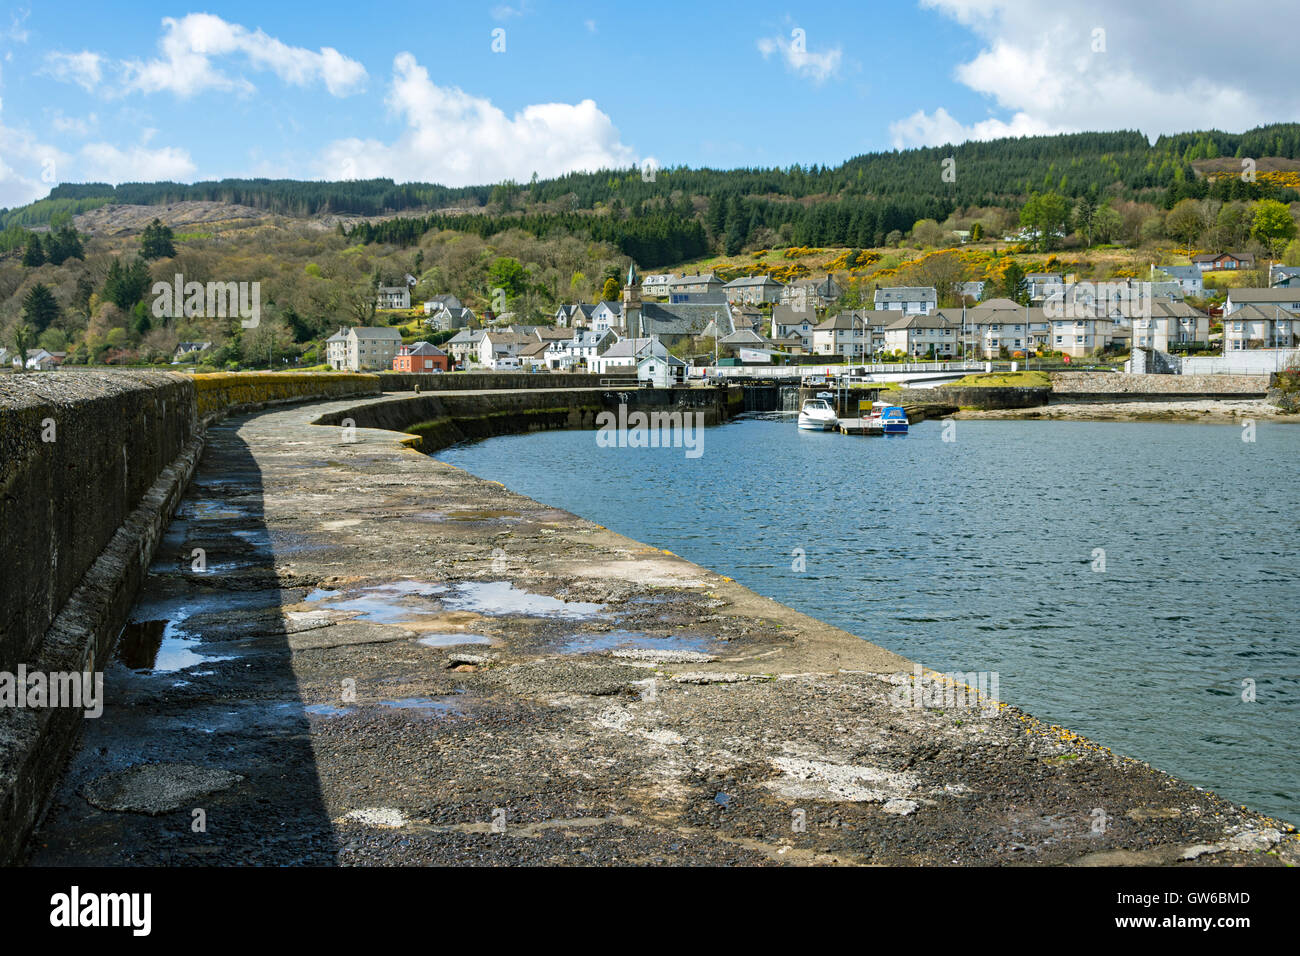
[438, 416, 1299, 823]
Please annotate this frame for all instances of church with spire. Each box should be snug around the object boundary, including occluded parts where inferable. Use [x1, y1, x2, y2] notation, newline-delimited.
[621, 261, 641, 337]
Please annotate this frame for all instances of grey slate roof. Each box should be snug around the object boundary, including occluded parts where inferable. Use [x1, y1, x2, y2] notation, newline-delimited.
[639, 302, 730, 337]
[352, 326, 403, 340]
[724, 275, 782, 287]
[1228, 288, 1300, 304]
[719, 329, 767, 345]
[875, 286, 938, 303]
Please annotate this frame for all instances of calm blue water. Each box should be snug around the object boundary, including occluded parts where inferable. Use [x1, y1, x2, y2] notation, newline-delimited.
[438, 416, 1300, 824]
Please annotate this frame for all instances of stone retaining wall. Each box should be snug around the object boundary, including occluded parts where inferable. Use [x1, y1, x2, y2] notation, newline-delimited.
[1050, 372, 1268, 394]
[902, 386, 1052, 410]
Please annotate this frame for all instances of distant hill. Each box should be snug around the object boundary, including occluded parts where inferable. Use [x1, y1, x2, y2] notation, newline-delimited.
[71, 200, 271, 236]
[6, 123, 1300, 267]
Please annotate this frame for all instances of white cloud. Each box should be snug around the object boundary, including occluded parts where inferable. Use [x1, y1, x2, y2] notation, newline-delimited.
[318, 52, 638, 186]
[122, 14, 367, 97]
[42, 51, 103, 92]
[757, 30, 842, 83]
[76, 141, 196, 182]
[895, 0, 1300, 147]
[0, 123, 64, 207]
[491, 3, 532, 20]
[48, 110, 97, 135]
[43, 14, 367, 98]
[890, 106, 1058, 148]
[5, 8, 30, 45]
[0, 118, 195, 206]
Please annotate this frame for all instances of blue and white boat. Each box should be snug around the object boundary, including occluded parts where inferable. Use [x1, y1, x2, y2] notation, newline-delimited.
[872, 401, 909, 435]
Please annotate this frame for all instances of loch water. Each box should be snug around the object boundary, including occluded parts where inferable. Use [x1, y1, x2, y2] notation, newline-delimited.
[438, 416, 1300, 824]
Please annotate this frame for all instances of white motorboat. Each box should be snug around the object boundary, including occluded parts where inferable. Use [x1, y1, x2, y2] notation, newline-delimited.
[797, 398, 838, 431]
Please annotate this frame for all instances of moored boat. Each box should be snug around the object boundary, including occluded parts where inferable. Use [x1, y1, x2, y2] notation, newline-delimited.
[875, 402, 909, 434]
[797, 398, 838, 431]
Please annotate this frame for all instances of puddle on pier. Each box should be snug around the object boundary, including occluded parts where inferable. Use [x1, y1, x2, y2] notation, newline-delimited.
[559, 629, 718, 655]
[305, 703, 355, 717]
[443, 581, 604, 620]
[117, 619, 237, 673]
[306, 580, 446, 624]
[118, 589, 286, 673]
[304, 695, 462, 719]
[306, 579, 602, 625]
[416, 633, 492, 647]
[379, 696, 460, 715]
[444, 509, 523, 522]
[178, 499, 253, 521]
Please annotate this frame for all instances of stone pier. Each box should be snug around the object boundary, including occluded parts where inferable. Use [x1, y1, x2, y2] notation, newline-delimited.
[13, 385, 1298, 865]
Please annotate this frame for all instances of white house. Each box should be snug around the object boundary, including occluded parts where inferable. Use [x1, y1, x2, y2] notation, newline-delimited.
[1154, 265, 1204, 297]
[423, 294, 463, 314]
[590, 301, 623, 334]
[9, 347, 58, 370]
[477, 330, 534, 369]
[1026, 273, 1065, 303]
[1269, 264, 1300, 288]
[723, 275, 784, 306]
[326, 326, 404, 370]
[638, 352, 687, 387]
[592, 337, 668, 375]
[881, 312, 959, 358]
[377, 286, 411, 310]
[1224, 288, 1300, 317]
[1222, 304, 1298, 352]
[1048, 313, 1112, 358]
[640, 273, 673, 299]
[445, 329, 486, 368]
[812, 313, 869, 360]
[770, 305, 816, 351]
[874, 286, 937, 315]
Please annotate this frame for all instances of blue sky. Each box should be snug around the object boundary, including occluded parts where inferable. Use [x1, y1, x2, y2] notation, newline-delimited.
[2, 1, 1297, 207]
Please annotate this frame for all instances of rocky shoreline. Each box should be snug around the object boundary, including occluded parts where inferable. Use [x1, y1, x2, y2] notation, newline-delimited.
[28, 392, 1299, 866]
[956, 397, 1300, 424]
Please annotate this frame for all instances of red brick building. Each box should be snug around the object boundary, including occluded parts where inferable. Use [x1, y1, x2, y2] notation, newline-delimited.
[393, 341, 450, 373]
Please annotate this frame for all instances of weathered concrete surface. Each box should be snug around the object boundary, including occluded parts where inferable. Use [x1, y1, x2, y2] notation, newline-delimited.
[27, 395, 1299, 866]
[2, 369, 416, 864]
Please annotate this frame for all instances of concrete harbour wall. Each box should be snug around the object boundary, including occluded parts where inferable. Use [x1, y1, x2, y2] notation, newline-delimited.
[0, 370, 735, 863]
[313, 385, 739, 453]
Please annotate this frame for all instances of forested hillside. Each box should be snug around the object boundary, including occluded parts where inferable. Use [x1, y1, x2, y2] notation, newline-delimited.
[5, 123, 1300, 372]
[6, 125, 1300, 262]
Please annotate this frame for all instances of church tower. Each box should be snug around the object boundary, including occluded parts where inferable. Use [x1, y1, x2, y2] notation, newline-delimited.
[621, 261, 642, 338]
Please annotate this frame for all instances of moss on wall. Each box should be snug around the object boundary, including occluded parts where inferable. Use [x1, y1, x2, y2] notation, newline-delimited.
[191, 372, 381, 420]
